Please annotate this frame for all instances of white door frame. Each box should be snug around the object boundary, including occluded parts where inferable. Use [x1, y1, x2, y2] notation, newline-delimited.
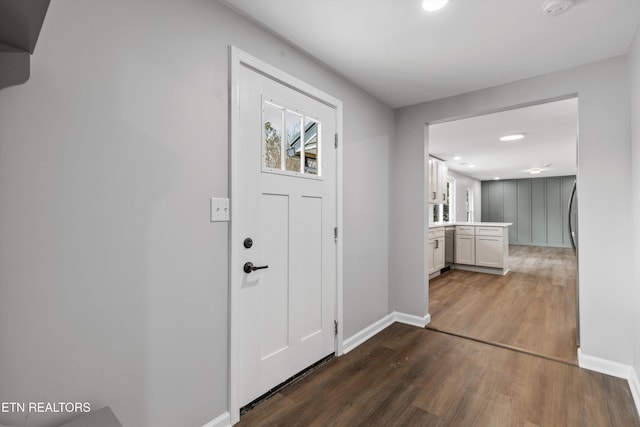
[228, 46, 344, 424]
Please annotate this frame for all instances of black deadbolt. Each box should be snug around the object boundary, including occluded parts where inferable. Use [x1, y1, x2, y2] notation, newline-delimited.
[243, 238, 253, 249]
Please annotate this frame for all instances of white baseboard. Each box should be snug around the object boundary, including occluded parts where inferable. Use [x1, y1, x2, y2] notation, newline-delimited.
[394, 311, 431, 328]
[203, 411, 231, 427]
[342, 313, 395, 353]
[578, 349, 634, 379]
[578, 349, 640, 417]
[342, 311, 430, 354]
[628, 368, 640, 416]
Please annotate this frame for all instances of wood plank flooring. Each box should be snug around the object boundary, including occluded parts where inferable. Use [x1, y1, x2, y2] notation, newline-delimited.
[238, 323, 639, 426]
[429, 245, 578, 364]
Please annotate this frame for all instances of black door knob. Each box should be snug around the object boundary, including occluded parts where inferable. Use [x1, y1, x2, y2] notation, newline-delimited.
[243, 262, 269, 273]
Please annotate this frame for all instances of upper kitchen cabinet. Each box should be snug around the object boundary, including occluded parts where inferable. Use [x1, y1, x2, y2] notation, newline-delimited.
[428, 156, 448, 205]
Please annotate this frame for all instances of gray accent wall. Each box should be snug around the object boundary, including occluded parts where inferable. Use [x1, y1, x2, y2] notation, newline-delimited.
[392, 56, 633, 368]
[481, 176, 575, 248]
[0, 1, 394, 426]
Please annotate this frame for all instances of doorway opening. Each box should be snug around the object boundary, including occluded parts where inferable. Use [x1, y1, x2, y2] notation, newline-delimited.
[425, 96, 579, 364]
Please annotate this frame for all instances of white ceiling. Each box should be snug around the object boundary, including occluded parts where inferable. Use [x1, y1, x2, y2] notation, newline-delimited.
[222, 0, 640, 108]
[429, 97, 577, 181]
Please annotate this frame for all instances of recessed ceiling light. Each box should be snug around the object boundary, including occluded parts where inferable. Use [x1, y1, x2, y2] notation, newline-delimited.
[422, 0, 449, 12]
[529, 168, 542, 175]
[469, 165, 476, 168]
[453, 156, 462, 160]
[494, 177, 500, 180]
[500, 134, 526, 141]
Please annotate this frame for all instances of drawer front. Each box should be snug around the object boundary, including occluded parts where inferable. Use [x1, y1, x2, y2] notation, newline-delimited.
[475, 226, 503, 237]
[456, 226, 475, 236]
[428, 227, 445, 239]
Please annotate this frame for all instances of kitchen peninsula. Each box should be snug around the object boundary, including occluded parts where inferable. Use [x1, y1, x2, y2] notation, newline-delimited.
[428, 222, 512, 277]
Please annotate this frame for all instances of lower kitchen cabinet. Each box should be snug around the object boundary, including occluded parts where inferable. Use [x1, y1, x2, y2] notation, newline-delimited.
[475, 236, 504, 268]
[475, 226, 508, 269]
[455, 225, 475, 265]
[430, 223, 510, 276]
[428, 227, 445, 274]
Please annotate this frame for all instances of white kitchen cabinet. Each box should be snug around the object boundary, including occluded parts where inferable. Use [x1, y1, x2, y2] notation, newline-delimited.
[428, 227, 445, 274]
[428, 157, 448, 205]
[455, 225, 475, 265]
[448, 223, 511, 275]
[438, 160, 448, 204]
[475, 236, 503, 267]
[475, 227, 509, 269]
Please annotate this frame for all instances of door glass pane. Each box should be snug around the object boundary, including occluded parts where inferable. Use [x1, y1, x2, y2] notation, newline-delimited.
[285, 110, 302, 173]
[264, 101, 282, 170]
[303, 117, 319, 175]
[263, 103, 323, 178]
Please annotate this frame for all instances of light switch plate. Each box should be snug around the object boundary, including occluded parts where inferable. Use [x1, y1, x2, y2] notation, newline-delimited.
[210, 198, 230, 222]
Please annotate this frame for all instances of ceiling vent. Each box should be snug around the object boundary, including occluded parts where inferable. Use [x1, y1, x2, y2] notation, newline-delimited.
[541, 0, 574, 16]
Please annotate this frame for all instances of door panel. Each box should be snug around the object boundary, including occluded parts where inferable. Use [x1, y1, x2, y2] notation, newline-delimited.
[297, 196, 323, 340]
[260, 193, 290, 359]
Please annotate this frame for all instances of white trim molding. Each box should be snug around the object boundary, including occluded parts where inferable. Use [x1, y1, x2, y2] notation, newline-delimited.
[628, 368, 640, 416]
[578, 349, 635, 378]
[342, 311, 431, 354]
[342, 314, 395, 354]
[395, 312, 431, 328]
[578, 349, 640, 416]
[202, 411, 231, 427]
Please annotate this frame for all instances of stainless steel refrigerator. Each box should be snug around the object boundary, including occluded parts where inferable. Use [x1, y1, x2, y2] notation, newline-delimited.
[568, 180, 579, 345]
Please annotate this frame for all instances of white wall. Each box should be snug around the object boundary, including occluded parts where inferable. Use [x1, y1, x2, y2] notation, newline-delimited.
[630, 28, 640, 376]
[447, 169, 481, 222]
[391, 56, 634, 365]
[0, 1, 394, 426]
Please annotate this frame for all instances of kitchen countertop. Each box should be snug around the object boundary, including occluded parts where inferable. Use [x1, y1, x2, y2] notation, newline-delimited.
[428, 222, 513, 229]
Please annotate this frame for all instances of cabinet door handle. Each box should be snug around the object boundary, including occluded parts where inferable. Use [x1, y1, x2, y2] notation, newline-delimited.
[435, 240, 439, 249]
[432, 192, 436, 199]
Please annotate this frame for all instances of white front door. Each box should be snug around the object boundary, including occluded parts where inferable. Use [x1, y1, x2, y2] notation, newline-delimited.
[235, 62, 337, 407]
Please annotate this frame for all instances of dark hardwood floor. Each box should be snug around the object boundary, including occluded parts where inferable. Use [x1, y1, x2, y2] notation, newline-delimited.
[238, 323, 639, 426]
[429, 245, 578, 364]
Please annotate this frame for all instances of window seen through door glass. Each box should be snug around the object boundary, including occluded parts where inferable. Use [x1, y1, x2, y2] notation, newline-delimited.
[285, 110, 302, 173]
[263, 101, 282, 169]
[263, 101, 321, 177]
[303, 117, 319, 175]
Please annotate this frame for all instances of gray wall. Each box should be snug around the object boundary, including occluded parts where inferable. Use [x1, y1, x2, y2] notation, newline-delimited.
[630, 29, 640, 381]
[0, 1, 394, 426]
[481, 176, 575, 247]
[392, 56, 633, 366]
[448, 169, 481, 222]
